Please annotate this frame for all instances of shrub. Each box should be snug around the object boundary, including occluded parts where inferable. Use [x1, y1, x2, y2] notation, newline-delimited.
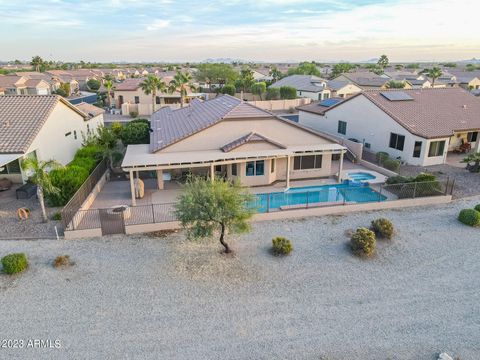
[74, 145, 103, 162]
[129, 110, 138, 118]
[458, 209, 480, 227]
[130, 118, 150, 126]
[251, 82, 267, 99]
[279, 86, 297, 99]
[370, 218, 394, 239]
[120, 121, 150, 145]
[86, 79, 101, 91]
[48, 165, 89, 206]
[413, 172, 436, 182]
[376, 151, 389, 163]
[475, 204, 480, 212]
[350, 227, 376, 256]
[111, 121, 123, 137]
[272, 236, 293, 255]
[386, 175, 411, 185]
[69, 156, 97, 173]
[221, 84, 236, 96]
[1, 253, 28, 275]
[53, 255, 74, 268]
[266, 87, 280, 100]
[383, 158, 401, 172]
[51, 212, 62, 221]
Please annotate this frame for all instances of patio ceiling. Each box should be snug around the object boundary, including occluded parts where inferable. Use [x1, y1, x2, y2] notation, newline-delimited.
[121, 144, 346, 170]
[0, 153, 23, 168]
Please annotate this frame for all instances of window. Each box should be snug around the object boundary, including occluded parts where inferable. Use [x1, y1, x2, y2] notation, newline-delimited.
[467, 131, 478, 142]
[364, 142, 371, 149]
[428, 140, 445, 157]
[155, 96, 161, 104]
[134, 96, 140, 104]
[246, 160, 264, 176]
[332, 154, 341, 161]
[413, 141, 422, 158]
[214, 165, 221, 172]
[74, 130, 77, 140]
[323, 93, 330, 100]
[389, 133, 405, 151]
[65, 132, 71, 137]
[293, 155, 322, 170]
[337, 121, 347, 135]
[0, 159, 21, 174]
[87, 124, 90, 134]
[231, 163, 237, 176]
[271, 159, 275, 173]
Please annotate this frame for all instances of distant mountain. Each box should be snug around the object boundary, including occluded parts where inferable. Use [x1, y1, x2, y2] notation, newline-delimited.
[458, 58, 480, 63]
[201, 58, 262, 64]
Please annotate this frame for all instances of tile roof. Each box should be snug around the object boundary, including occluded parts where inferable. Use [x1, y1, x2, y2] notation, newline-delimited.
[114, 78, 145, 91]
[339, 72, 389, 87]
[0, 75, 26, 88]
[270, 75, 327, 92]
[297, 98, 345, 115]
[326, 88, 480, 139]
[0, 95, 86, 153]
[220, 132, 286, 152]
[149, 95, 274, 152]
[75, 102, 105, 118]
[326, 80, 350, 91]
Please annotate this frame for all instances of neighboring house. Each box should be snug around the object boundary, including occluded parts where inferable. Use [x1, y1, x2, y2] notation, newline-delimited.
[297, 98, 345, 116]
[0, 87, 4, 96]
[269, 75, 332, 101]
[252, 68, 273, 82]
[75, 102, 105, 135]
[325, 80, 362, 98]
[448, 71, 480, 90]
[333, 72, 391, 90]
[0, 75, 51, 95]
[122, 95, 346, 205]
[298, 88, 480, 166]
[0, 95, 103, 183]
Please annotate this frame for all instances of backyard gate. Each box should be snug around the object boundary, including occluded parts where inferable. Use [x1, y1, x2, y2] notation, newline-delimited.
[99, 209, 126, 235]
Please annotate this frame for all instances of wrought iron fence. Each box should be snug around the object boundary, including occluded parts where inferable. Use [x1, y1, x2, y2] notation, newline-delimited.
[61, 159, 108, 230]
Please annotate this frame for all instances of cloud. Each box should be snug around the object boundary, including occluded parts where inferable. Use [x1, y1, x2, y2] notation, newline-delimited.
[146, 19, 171, 31]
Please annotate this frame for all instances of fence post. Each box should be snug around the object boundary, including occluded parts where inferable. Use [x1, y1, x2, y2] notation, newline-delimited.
[267, 194, 270, 213]
[306, 191, 309, 208]
[152, 204, 155, 223]
[413, 182, 417, 199]
[379, 185, 383, 202]
[343, 189, 346, 205]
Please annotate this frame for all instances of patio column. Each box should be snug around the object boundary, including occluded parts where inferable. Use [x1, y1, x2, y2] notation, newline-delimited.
[338, 151, 344, 183]
[210, 163, 215, 183]
[129, 169, 136, 206]
[475, 139, 480, 153]
[286, 156, 291, 188]
[156, 169, 164, 190]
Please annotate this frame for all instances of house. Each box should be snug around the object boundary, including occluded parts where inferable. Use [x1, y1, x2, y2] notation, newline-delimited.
[325, 80, 362, 98]
[252, 68, 273, 82]
[0, 75, 52, 95]
[121, 95, 346, 205]
[75, 102, 105, 135]
[448, 70, 480, 90]
[0, 95, 103, 184]
[333, 72, 392, 90]
[298, 88, 480, 166]
[269, 75, 332, 101]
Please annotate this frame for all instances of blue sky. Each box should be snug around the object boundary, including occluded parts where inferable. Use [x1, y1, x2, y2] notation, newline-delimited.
[1, 0, 478, 62]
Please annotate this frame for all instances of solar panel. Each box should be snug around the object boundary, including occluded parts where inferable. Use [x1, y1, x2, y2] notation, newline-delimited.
[319, 98, 342, 107]
[380, 91, 413, 101]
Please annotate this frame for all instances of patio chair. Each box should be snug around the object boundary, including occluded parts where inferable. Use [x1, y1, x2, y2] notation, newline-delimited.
[0, 178, 12, 191]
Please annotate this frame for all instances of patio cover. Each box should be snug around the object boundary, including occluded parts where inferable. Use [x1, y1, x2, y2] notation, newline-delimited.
[0, 153, 23, 168]
[122, 143, 346, 170]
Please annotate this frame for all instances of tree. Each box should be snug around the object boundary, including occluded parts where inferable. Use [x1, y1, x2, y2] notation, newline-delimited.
[169, 71, 196, 107]
[377, 54, 389, 69]
[238, 67, 255, 92]
[269, 66, 283, 82]
[120, 121, 150, 145]
[104, 79, 114, 107]
[331, 63, 356, 78]
[195, 63, 238, 88]
[30, 55, 44, 72]
[386, 80, 406, 89]
[287, 61, 320, 76]
[427, 67, 443, 87]
[21, 158, 61, 222]
[175, 177, 255, 254]
[406, 63, 420, 69]
[87, 78, 101, 91]
[266, 87, 280, 100]
[394, 64, 404, 70]
[83, 125, 119, 170]
[221, 84, 236, 96]
[140, 75, 167, 112]
[279, 86, 297, 99]
[461, 152, 480, 173]
[251, 82, 267, 100]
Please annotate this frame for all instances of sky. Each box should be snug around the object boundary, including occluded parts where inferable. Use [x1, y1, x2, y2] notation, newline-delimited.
[1, 0, 479, 63]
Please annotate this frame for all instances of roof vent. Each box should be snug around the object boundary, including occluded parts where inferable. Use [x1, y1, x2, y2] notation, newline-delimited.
[462, 104, 467, 109]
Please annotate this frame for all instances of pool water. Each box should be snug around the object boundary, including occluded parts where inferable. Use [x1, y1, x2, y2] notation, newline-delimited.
[251, 183, 386, 213]
[347, 172, 376, 181]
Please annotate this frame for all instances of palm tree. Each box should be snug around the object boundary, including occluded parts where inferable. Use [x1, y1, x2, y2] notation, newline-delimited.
[31, 55, 44, 72]
[427, 67, 443, 88]
[21, 158, 61, 222]
[140, 75, 167, 113]
[104, 79, 114, 107]
[169, 71, 196, 107]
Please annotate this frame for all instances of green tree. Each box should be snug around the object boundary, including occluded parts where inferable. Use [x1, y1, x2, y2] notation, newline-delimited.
[251, 82, 267, 100]
[169, 71, 196, 107]
[140, 75, 167, 112]
[269, 66, 283, 82]
[120, 121, 150, 145]
[83, 125, 119, 169]
[30, 55, 44, 72]
[104, 79, 114, 107]
[87, 78, 101, 91]
[331, 63, 356, 78]
[394, 64, 404, 70]
[221, 84, 236, 96]
[266, 87, 280, 100]
[406, 63, 420, 69]
[279, 86, 297, 99]
[386, 80, 406, 89]
[377, 54, 389, 69]
[287, 61, 320, 76]
[175, 177, 255, 253]
[195, 63, 238, 88]
[238, 67, 255, 92]
[427, 67, 443, 87]
[21, 158, 62, 222]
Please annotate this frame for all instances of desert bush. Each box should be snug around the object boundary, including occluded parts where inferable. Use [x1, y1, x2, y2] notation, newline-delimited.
[51, 212, 62, 221]
[474, 204, 480, 212]
[272, 236, 293, 255]
[120, 121, 150, 145]
[129, 110, 138, 118]
[386, 175, 411, 185]
[279, 86, 297, 99]
[370, 218, 394, 239]
[48, 165, 89, 206]
[53, 255, 74, 268]
[376, 151, 389, 163]
[266, 87, 280, 100]
[221, 84, 236, 96]
[1, 253, 28, 275]
[458, 209, 480, 227]
[383, 158, 401, 172]
[350, 227, 376, 256]
[74, 144, 103, 162]
[413, 172, 436, 182]
[110, 121, 123, 137]
[69, 156, 97, 173]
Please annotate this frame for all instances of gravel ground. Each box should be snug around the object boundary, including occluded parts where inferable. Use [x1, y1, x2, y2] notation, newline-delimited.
[1, 197, 480, 359]
[0, 187, 61, 239]
[400, 164, 480, 198]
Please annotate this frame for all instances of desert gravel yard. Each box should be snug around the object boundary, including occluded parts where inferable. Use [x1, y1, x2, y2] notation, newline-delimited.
[1, 197, 480, 360]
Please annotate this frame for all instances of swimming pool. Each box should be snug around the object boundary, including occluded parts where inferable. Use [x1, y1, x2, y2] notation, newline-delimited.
[347, 172, 376, 181]
[250, 183, 386, 213]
